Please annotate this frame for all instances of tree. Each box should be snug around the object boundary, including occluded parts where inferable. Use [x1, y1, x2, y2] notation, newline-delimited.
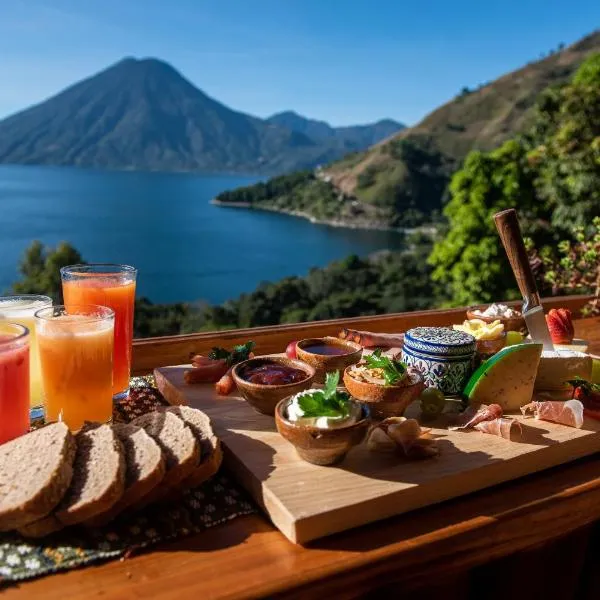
[429, 53, 600, 306]
[11, 241, 84, 301]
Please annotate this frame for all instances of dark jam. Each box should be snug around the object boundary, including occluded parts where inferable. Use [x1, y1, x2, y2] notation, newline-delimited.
[302, 343, 352, 356]
[242, 363, 308, 385]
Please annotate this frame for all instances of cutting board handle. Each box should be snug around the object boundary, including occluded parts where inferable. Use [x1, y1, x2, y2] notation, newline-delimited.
[493, 208, 539, 301]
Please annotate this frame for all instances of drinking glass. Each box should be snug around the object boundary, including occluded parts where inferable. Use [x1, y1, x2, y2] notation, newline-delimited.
[0, 322, 30, 444]
[36, 305, 114, 432]
[61, 264, 136, 400]
[0, 295, 52, 411]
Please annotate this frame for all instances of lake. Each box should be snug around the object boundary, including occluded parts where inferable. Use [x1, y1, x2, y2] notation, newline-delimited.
[0, 165, 404, 304]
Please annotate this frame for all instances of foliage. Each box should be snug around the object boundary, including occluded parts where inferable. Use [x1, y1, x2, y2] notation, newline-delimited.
[534, 217, 600, 315]
[9, 241, 84, 302]
[429, 53, 600, 306]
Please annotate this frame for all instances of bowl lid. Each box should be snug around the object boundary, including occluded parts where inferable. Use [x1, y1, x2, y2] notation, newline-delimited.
[404, 327, 476, 356]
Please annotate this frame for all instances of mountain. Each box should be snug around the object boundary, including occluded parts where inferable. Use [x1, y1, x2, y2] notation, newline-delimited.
[0, 59, 400, 175]
[267, 111, 404, 149]
[216, 31, 600, 228]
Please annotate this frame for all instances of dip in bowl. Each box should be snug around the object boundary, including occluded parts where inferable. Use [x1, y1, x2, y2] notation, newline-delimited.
[232, 357, 315, 416]
[296, 337, 362, 384]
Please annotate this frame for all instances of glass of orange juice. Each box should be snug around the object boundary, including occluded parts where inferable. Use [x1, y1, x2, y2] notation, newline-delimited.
[0, 322, 30, 444]
[35, 305, 114, 432]
[61, 264, 136, 400]
[0, 295, 52, 413]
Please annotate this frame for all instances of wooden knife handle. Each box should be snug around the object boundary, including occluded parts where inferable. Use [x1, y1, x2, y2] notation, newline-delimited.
[493, 209, 538, 299]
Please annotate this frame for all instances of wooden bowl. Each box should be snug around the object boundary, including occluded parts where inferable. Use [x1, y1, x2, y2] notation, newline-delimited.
[343, 367, 425, 419]
[475, 332, 507, 357]
[296, 337, 362, 384]
[466, 306, 526, 333]
[232, 357, 316, 416]
[275, 397, 369, 465]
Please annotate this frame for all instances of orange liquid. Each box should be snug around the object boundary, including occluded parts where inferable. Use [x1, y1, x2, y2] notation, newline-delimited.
[38, 320, 113, 431]
[63, 279, 135, 396]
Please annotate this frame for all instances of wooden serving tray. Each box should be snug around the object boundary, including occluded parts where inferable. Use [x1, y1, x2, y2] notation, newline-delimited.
[155, 365, 600, 544]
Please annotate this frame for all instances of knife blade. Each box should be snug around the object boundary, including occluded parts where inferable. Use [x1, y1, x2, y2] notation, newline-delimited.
[493, 209, 554, 350]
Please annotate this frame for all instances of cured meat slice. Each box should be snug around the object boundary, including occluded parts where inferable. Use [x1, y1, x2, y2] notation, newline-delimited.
[520, 399, 584, 429]
[449, 404, 503, 431]
[184, 357, 228, 383]
[368, 417, 438, 459]
[338, 329, 404, 348]
[473, 417, 521, 440]
[215, 367, 235, 396]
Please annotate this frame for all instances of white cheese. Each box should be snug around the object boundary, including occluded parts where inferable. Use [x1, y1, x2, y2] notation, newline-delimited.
[286, 393, 362, 429]
[534, 349, 593, 391]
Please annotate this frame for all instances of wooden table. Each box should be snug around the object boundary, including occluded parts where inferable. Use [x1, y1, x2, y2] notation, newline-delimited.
[6, 298, 600, 600]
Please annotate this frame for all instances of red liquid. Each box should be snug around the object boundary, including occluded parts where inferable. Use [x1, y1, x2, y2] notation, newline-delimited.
[301, 344, 353, 356]
[242, 363, 309, 385]
[0, 336, 30, 444]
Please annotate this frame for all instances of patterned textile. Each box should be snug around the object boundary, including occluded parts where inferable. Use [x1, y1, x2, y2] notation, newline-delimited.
[0, 377, 256, 586]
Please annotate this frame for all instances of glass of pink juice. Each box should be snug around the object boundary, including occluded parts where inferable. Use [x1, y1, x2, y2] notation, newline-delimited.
[0, 322, 30, 444]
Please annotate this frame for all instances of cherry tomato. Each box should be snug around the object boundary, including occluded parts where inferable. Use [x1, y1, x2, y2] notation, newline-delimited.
[285, 341, 298, 359]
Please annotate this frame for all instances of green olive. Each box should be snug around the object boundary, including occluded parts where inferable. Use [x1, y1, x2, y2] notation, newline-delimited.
[419, 387, 446, 418]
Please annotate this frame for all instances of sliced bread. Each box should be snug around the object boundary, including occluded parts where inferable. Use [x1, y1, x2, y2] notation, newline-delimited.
[85, 423, 166, 527]
[131, 411, 199, 505]
[0, 423, 76, 532]
[165, 406, 222, 490]
[54, 423, 126, 526]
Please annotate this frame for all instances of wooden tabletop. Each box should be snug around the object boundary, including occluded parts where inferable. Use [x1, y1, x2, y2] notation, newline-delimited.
[6, 304, 600, 600]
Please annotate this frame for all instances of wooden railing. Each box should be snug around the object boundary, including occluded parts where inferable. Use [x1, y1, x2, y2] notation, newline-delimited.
[131, 294, 594, 375]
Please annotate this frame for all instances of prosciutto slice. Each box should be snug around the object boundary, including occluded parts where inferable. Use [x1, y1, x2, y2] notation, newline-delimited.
[368, 417, 439, 459]
[520, 399, 584, 429]
[473, 417, 522, 440]
[449, 404, 503, 430]
[338, 328, 404, 348]
[184, 357, 228, 384]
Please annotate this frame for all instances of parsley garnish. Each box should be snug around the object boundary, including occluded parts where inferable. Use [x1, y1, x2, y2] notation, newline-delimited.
[208, 341, 255, 366]
[364, 349, 407, 386]
[297, 371, 350, 418]
[566, 376, 600, 393]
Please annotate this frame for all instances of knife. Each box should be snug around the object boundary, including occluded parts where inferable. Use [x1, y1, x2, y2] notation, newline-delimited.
[493, 208, 554, 350]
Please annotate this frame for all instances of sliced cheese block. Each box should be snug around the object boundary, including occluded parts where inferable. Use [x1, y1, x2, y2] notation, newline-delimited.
[555, 338, 589, 353]
[534, 349, 592, 391]
[464, 343, 543, 411]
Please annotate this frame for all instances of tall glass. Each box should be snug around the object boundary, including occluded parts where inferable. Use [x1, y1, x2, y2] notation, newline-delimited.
[61, 264, 136, 400]
[0, 295, 52, 409]
[36, 305, 114, 432]
[0, 323, 30, 444]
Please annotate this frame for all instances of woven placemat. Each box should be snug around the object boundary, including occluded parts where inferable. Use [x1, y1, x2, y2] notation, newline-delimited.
[0, 377, 257, 586]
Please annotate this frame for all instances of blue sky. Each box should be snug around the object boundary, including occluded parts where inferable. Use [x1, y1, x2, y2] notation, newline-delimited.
[1, 0, 598, 126]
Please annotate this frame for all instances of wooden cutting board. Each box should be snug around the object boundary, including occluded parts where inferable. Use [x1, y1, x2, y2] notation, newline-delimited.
[155, 365, 600, 544]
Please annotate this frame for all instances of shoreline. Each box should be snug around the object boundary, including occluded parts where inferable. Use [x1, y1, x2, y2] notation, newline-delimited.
[211, 199, 417, 233]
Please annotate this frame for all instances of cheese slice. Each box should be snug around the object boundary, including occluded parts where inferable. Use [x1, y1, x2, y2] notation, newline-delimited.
[534, 349, 592, 391]
[464, 343, 543, 411]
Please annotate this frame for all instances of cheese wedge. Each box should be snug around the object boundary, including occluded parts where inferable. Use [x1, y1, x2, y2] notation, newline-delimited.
[464, 343, 543, 411]
[534, 349, 592, 391]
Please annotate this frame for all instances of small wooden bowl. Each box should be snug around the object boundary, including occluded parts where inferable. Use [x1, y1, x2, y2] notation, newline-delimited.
[296, 337, 362, 384]
[343, 367, 425, 419]
[475, 332, 507, 357]
[275, 397, 369, 465]
[232, 357, 316, 416]
[466, 306, 526, 333]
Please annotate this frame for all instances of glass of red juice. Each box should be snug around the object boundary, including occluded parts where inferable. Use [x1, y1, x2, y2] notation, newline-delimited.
[61, 264, 137, 401]
[0, 322, 30, 444]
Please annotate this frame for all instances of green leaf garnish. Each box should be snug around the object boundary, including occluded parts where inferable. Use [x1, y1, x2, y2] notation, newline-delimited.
[364, 349, 407, 386]
[297, 371, 350, 418]
[207, 341, 255, 366]
[566, 376, 600, 393]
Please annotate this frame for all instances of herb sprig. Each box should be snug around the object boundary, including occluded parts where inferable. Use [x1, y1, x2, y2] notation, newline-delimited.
[297, 371, 350, 418]
[364, 349, 407, 386]
[566, 375, 600, 393]
[208, 341, 255, 367]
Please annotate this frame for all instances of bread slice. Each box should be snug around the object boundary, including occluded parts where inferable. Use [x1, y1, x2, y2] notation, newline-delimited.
[85, 423, 166, 527]
[165, 406, 222, 490]
[0, 423, 76, 532]
[54, 423, 126, 526]
[131, 411, 199, 505]
[17, 514, 62, 538]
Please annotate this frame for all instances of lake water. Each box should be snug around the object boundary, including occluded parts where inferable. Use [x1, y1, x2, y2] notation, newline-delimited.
[0, 165, 404, 304]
